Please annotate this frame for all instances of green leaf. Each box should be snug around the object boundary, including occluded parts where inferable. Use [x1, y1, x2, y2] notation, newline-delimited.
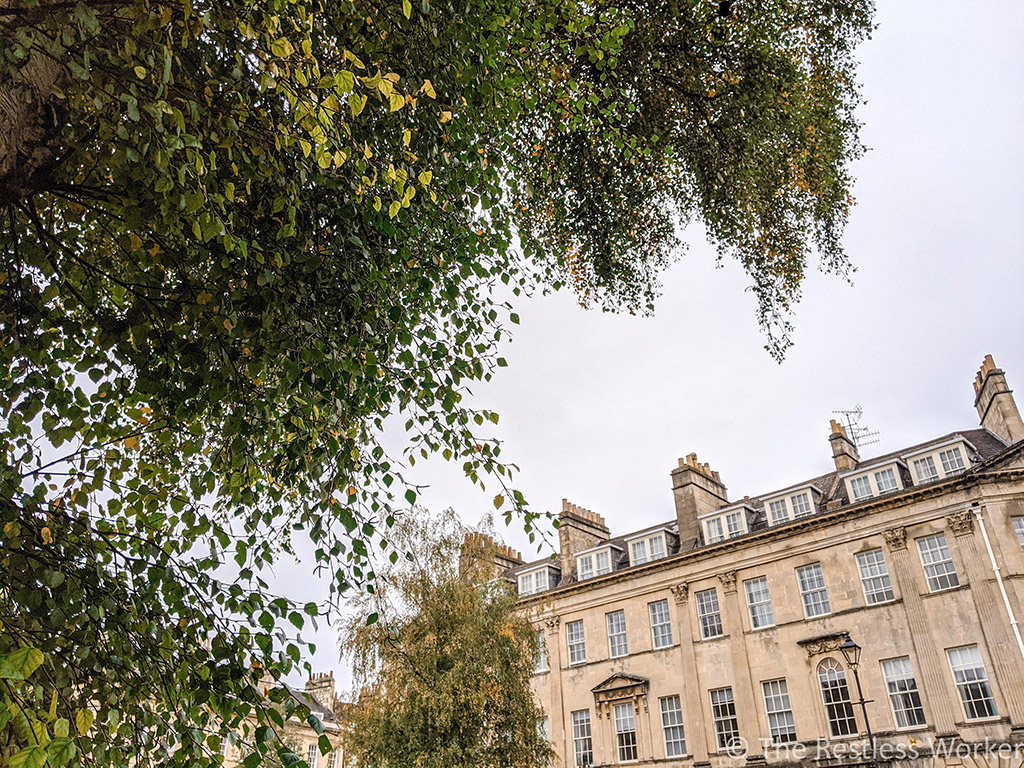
[0, 645, 44, 679]
[9, 747, 46, 768]
[402, 0, 412, 18]
[335, 71, 356, 93]
[389, 92, 405, 112]
[270, 38, 293, 57]
[46, 738, 77, 767]
[350, 93, 367, 117]
[74, 708, 94, 735]
[53, 718, 69, 738]
[306, 712, 324, 734]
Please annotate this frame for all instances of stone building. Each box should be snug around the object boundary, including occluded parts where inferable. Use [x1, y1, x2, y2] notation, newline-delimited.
[220, 672, 352, 768]
[506, 355, 1024, 768]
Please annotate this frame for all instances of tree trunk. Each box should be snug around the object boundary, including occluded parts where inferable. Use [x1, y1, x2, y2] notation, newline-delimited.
[0, 2, 67, 205]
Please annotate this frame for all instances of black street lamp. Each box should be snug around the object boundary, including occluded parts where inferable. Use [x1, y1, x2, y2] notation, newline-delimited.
[839, 634, 878, 768]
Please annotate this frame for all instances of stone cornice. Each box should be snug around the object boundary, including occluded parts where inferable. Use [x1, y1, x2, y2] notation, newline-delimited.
[516, 466, 1024, 610]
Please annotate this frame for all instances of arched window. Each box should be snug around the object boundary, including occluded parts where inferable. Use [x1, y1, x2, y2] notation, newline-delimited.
[818, 658, 857, 737]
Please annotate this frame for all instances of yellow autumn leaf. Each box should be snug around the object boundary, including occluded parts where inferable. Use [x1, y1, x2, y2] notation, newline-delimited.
[440, 110, 452, 123]
[420, 79, 436, 98]
[41, 527, 53, 545]
[124, 435, 139, 450]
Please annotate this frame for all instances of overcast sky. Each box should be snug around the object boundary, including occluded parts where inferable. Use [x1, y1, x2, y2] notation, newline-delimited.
[278, 0, 1024, 690]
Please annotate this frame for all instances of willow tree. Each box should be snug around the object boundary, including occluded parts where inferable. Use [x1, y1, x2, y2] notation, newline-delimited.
[342, 512, 550, 768]
[0, 0, 873, 765]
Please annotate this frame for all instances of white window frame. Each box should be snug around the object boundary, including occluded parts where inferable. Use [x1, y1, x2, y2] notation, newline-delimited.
[613, 702, 638, 762]
[571, 709, 593, 767]
[628, 532, 667, 565]
[904, 439, 975, 485]
[850, 475, 873, 501]
[307, 742, 319, 768]
[1013, 516, 1024, 550]
[607, 610, 628, 658]
[912, 455, 939, 484]
[567, 619, 586, 665]
[765, 486, 820, 525]
[797, 563, 831, 618]
[762, 679, 797, 743]
[533, 630, 547, 673]
[881, 657, 926, 729]
[725, 511, 743, 537]
[947, 645, 998, 721]
[576, 546, 615, 581]
[939, 446, 966, 476]
[710, 687, 739, 750]
[768, 498, 790, 525]
[537, 716, 549, 742]
[704, 517, 725, 544]
[649, 600, 673, 649]
[659, 695, 687, 757]
[856, 549, 895, 605]
[695, 588, 723, 639]
[874, 467, 899, 493]
[917, 533, 959, 592]
[791, 491, 814, 518]
[744, 576, 775, 629]
[517, 566, 556, 596]
[818, 658, 857, 737]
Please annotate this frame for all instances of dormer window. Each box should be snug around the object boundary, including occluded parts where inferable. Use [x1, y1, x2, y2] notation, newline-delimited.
[913, 456, 938, 483]
[843, 460, 906, 503]
[577, 546, 617, 581]
[904, 438, 975, 486]
[875, 467, 898, 493]
[701, 504, 755, 544]
[850, 476, 873, 501]
[705, 517, 726, 544]
[518, 565, 559, 596]
[627, 532, 668, 566]
[763, 485, 822, 526]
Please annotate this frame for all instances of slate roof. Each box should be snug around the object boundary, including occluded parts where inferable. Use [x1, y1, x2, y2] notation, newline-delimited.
[287, 688, 339, 722]
[506, 427, 1012, 589]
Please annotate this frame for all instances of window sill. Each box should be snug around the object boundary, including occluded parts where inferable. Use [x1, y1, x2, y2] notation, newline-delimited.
[957, 715, 1007, 727]
[921, 583, 970, 598]
[699, 633, 729, 643]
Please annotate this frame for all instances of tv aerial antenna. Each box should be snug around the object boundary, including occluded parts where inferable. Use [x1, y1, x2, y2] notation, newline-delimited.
[832, 405, 880, 449]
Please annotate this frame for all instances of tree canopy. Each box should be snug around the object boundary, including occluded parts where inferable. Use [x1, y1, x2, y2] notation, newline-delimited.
[0, 0, 873, 765]
[341, 512, 550, 768]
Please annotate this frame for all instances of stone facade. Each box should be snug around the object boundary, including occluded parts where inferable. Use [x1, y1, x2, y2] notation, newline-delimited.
[221, 672, 352, 768]
[510, 356, 1024, 768]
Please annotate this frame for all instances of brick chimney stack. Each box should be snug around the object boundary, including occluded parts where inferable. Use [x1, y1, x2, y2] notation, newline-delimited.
[459, 532, 523, 580]
[829, 420, 860, 473]
[305, 672, 336, 710]
[974, 355, 1024, 445]
[671, 453, 728, 552]
[558, 499, 609, 577]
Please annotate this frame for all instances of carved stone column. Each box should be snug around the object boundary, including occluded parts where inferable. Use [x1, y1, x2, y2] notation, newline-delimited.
[947, 509, 1024, 724]
[883, 527, 958, 735]
[671, 582, 710, 766]
[543, 616, 566, 761]
[718, 571, 764, 761]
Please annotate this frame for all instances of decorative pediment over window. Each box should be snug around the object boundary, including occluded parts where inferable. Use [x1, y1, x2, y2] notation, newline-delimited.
[591, 674, 649, 718]
[797, 632, 848, 658]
